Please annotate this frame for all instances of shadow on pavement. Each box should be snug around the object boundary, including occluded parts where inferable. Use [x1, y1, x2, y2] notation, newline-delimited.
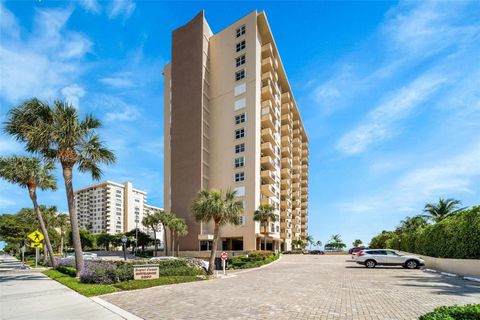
[0, 273, 48, 282]
[393, 274, 480, 297]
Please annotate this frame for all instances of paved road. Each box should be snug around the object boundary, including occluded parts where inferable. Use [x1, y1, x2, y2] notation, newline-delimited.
[0, 270, 125, 320]
[100, 254, 480, 320]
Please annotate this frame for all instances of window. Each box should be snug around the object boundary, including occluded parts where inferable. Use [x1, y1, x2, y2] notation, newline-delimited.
[234, 157, 245, 168]
[239, 215, 245, 225]
[236, 40, 246, 52]
[236, 55, 246, 67]
[236, 25, 246, 38]
[234, 97, 246, 110]
[235, 143, 245, 153]
[235, 113, 246, 125]
[235, 172, 245, 182]
[235, 69, 245, 81]
[235, 128, 245, 139]
[234, 186, 245, 196]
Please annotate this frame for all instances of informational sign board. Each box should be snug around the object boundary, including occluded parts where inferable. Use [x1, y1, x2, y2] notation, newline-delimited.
[133, 265, 159, 280]
[30, 242, 43, 249]
[28, 230, 44, 243]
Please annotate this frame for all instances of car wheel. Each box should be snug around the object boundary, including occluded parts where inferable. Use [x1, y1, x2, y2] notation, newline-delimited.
[365, 260, 376, 268]
[405, 260, 418, 269]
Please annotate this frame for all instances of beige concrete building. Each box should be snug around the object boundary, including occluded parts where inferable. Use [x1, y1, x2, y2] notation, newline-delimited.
[74, 181, 163, 239]
[163, 10, 309, 252]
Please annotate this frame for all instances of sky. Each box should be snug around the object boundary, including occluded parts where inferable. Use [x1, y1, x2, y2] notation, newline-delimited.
[0, 0, 479, 248]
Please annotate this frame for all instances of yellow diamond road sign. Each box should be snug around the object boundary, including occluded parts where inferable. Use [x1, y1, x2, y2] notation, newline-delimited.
[28, 230, 44, 243]
[30, 242, 43, 249]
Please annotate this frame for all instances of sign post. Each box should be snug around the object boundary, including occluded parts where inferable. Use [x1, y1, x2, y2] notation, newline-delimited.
[35, 247, 38, 268]
[121, 235, 128, 261]
[221, 251, 228, 275]
[27, 230, 44, 268]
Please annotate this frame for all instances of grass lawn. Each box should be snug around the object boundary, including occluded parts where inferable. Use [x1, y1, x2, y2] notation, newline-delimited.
[43, 270, 207, 297]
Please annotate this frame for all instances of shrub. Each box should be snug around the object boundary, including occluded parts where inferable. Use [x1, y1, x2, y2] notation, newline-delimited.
[228, 253, 279, 269]
[419, 304, 480, 320]
[56, 266, 77, 277]
[247, 250, 274, 259]
[283, 250, 303, 254]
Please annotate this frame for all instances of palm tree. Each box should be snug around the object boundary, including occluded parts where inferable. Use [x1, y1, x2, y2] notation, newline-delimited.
[253, 204, 277, 251]
[397, 215, 428, 233]
[142, 212, 162, 257]
[158, 211, 173, 256]
[0, 156, 57, 268]
[314, 240, 322, 249]
[352, 239, 363, 248]
[422, 198, 466, 222]
[169, 217, 188, 257]
[5, 99, 115, 275]
[305, 235, 314, 250]
[292, 239, 305, 250]
[191, 189, 243, 275]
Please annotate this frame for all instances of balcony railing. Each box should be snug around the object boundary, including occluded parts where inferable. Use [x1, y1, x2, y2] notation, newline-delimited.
[262, 57, 274, 73]
[261, 170, 276, 184]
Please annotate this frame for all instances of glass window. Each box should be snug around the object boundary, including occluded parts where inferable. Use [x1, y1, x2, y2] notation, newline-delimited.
[235, 128, 245, 139]
[234, 157, 245, 168]
[235, 69, 245, 81]
[235, 113, 246, 125]
[235, 143, 245, 153]
[236, 55, 246, 67]
[234, 172, 245, 182]
[236, 25, 246, 38]
[236, 40, 246, 52]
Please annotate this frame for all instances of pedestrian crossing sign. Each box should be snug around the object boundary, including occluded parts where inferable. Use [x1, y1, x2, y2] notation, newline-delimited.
[30, 242, 43, 249]
[28, 230, 44, 243]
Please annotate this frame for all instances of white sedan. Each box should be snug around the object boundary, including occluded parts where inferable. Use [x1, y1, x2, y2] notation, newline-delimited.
[355, 249, 425, 269]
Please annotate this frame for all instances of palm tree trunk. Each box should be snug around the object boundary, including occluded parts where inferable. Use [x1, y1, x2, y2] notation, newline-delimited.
[170, 231, 175, 257]
[163, 224, 168, 256]
[62, 166, 84, 275]
[28, 186, 56, 268]
[264, 220, 267, 251]
[176, 234, 179, 257]
[153, 229, 157, 257]
[207, 223, 220, 275]
[59, 232, 64, 255]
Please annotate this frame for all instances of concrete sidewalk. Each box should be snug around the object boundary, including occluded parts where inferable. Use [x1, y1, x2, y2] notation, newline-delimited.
[0, 270, 131, 320]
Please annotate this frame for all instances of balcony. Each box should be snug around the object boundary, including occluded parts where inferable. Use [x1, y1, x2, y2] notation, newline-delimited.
[261, 197, 276, 207]
[281, 168, 292, 179]
[302, 142, 309, 149]
[281, 231, 292, 239]
[261, 128, 275, 143]
[293, 137, 301, 147]
[301, 194, 308, 202]
[281, 157, 292, 168]
[302, 186, 308, 195]
[281, 135, 291, 147]
[262, 42, 274, 58]
[261, 183, 276, 197]
[281, 199, 292, 209]
[293, 156, 301, 165]
[301, 202, 308, 209]
[293, 120, 300, 129]
[262, 57, 274, 73]
[281, 123, 291, 135]
[262, 71, 274, 83]
[292, 173, 300, 182]
[281, 114, 292, 125]
[302, 149, 308, 157]
[281, 219, 292, 229]
[302, 164, 308, 171]
[292, 182, 301, 191]
[261, 170, 276, 184]
[261, 81, 274, 102]
[293, 129, 301, 138]
[292, 146, 300, 157]
[281, 146, 292, 158]
[281, 210, 292, 219]
[260, 156, 275, 170]
[281, 92, 291, 103]
[261, 113, 275, 129]
[261, 142, 276, 158]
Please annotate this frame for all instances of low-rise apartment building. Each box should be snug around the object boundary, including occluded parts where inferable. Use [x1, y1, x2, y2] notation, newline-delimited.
[163, 10, 309, 253]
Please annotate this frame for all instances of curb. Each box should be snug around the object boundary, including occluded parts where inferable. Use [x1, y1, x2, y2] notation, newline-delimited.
[223, 253, 283, 276]
[91, 297, 144, 320]
[423, 268, 480, 283]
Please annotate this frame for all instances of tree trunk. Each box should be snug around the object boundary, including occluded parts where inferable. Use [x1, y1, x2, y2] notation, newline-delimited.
[59, 232, 64, 255]
[170, 230, 174, 257]
[207, 223, 220, 275]
[28, 186, 56, 268]
[62, 166, 84, 275]
[163, 223, 168, 256]
[176, 234, 179, 257]
[264, 220, 268, 251]
[153, 229, 157, 257]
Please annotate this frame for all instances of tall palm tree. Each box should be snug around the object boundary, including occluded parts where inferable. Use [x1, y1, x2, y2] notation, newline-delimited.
[0, 156, 57, 268]
[314, 240, 322, 249]
[169, 217, 188, 257]
[158, 211, 173, 256]
[305, 235, 314, 250]
[253, 204, 277, 251]
[5, 99, 116, 274]
[422, 198, 466, 222]
[142, 212, 162, 257]
[191, 189, 243, 275]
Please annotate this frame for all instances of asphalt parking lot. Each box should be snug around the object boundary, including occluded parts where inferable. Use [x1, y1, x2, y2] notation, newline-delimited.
[100, 254, 480, 320]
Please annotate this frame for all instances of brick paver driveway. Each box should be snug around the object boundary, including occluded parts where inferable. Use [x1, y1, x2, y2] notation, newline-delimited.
[100, 255, 480, 320]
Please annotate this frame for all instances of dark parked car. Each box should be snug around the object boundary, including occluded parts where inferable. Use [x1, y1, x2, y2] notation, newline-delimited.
[310, 250, 325, 255]
[348, 247, 368, 254]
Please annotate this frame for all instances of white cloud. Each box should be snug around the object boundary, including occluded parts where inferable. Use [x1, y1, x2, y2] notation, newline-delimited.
[61, 84, 86, 109]
[337, 72, 447, 155]
[0, 136, 23, 154]
[105, 106, 141, 122]
[108, 0, 136, 20]
[99, 73, 134, 88]
[0, 5, 91, 104]
[78, 0, 101, 14]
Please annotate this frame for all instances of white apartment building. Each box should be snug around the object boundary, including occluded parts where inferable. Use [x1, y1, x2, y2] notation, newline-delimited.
[74, 181, 163, 237]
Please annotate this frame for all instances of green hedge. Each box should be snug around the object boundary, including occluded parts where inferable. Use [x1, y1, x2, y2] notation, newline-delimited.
[370, 206, 480, 259]
[56, 266, 77, 277]
[228, 253, 279, 269]
[419, 304, 480, 320]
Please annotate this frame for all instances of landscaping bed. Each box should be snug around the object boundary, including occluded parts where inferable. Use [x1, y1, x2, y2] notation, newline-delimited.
[44, 258, 208, 297]
[419, 304, 480, 320]
[227, 251, 280, 269]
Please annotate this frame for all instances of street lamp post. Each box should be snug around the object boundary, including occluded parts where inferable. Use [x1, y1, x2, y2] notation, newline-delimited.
[121, 235, 127, 261]
[135, 221, 138, 257]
